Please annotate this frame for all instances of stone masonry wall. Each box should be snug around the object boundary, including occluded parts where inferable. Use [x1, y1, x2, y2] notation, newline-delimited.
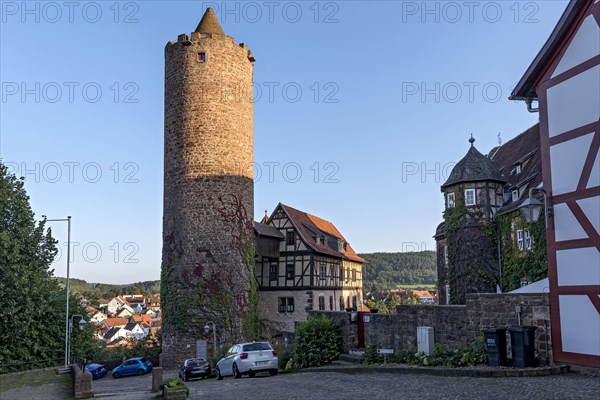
[161, 25, 255, 368]
[312, 293, 552, 365]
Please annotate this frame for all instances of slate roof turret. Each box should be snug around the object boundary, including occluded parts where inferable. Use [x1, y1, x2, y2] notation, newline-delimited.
[441, 136, 506, 189]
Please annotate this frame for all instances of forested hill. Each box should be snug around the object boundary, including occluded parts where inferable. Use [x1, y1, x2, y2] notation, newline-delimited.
[359, 251, 437, 289]
[53, 277, 160, 304]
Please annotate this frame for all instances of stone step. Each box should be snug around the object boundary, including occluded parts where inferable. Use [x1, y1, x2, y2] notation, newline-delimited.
[57, 367, 72, 375]
[331, 360, 355, 366]
[338, 353, 365, 364]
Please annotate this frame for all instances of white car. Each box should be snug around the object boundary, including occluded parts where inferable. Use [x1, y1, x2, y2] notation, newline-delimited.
[216, 342, 278, 379]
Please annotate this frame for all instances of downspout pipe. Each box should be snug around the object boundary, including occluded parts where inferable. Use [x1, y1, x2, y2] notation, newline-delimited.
[526, 98, 539, 113]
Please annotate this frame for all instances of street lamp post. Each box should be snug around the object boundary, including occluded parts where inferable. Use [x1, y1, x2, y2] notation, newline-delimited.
[68, 314, 87, 364]
[43, 216, 72, 367]
[204, 322, 216, 359]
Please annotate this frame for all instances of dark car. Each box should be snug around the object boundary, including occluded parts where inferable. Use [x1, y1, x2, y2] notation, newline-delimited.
[179, 358, 212, 381]
[84, 363, 107, 380]
[112, 357, 153, 378]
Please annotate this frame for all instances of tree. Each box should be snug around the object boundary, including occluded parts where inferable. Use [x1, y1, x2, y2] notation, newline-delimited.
[0, 162, 97, 371]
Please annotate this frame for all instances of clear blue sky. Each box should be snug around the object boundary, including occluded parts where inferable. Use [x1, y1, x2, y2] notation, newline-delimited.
[1, 1, 567, 284]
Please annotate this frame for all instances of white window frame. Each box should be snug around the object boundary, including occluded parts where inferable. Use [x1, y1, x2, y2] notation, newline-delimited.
[447, 192, 455, 208]
[512, 189, 519, 202]
[515, 164, 522, 174]
[516, 229, 524, 251]
[464, 189, 476, 206]
[524, 229, 532, 250]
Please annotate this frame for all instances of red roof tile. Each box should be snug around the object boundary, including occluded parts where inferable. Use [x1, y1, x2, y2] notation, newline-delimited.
[279, 204, 365, 263]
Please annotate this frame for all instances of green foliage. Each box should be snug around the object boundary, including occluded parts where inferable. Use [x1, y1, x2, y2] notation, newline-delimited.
[286, 317, 342, 369]
[363, 338, 487, 368]
[492, 212, 547, 292]
[160, 377, 189, 397]
[277, 345, 294, 370]
[53, 278, 160, 305]
[0, 164, 66, 370]
[360, 251, 437, 290]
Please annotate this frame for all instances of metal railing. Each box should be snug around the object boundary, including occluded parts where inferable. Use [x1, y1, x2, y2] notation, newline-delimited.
[73, 356, 87, 371]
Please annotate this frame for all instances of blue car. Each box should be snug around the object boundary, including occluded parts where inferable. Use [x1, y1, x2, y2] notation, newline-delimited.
[84, 363, 107, 380]
[112, 357, 153, 378]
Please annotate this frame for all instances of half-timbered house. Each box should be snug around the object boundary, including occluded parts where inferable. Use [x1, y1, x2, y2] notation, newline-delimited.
[255, 203, 365, 336]
[510, 0, 599, 368]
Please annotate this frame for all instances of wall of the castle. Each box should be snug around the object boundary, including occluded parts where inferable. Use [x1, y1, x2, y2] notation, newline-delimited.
[259, 290, 311, 335]
[161, 30, 254, 368]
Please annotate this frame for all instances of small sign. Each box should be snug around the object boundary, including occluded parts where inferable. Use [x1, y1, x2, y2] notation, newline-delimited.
[363, 315, 371, 323]
[377, 349, 394, 354]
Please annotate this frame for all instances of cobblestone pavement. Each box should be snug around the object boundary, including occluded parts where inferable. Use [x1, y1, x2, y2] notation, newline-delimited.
[5, 369, 598, 400]
[187, 371, 599, 400]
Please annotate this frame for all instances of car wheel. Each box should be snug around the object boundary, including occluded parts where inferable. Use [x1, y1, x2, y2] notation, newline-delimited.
[113, 372, 121, 379]
[216, 367, 223, 381]
[248, 371, 255, 378]
[269, 369, 278, 376]
[233, 363, 242, 379]
[137, 369, 144, 376]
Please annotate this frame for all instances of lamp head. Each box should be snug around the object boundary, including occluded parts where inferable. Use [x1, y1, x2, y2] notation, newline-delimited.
[78, 319, 87, 331]
[519, 197, 543, 223]
[204, 325, 210, 334]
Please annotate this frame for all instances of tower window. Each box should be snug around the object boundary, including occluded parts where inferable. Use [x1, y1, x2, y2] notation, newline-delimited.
[465, 189, 476, 206]
[198, 52, 206, 62]
[447, 192, 455, 208]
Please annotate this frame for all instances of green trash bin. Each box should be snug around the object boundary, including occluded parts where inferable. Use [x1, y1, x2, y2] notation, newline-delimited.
[508, 325, 537, 368]
[482, 327, 507, 367]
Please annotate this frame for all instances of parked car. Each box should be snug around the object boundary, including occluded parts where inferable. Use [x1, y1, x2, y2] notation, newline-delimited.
[179, 358, 211, 381]
[216, 342, 278, 380]
[84, 363, 107, 380]
[112, 357, 153, 378]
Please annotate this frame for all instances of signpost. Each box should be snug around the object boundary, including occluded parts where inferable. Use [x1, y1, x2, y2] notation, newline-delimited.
[377, 348, 394, 364]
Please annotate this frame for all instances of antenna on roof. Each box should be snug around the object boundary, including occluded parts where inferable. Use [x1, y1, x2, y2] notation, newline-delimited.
[498, 132, 502, 146]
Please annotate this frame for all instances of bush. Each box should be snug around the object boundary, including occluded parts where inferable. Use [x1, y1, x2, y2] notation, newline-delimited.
[160, 378, 189, 398]
[363, 338, 487, 368]
[277, 345, 294, 370]
[287, 317, 341, 369]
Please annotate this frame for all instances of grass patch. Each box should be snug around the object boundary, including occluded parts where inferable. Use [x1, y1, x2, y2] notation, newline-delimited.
[0, 368, 70, 393]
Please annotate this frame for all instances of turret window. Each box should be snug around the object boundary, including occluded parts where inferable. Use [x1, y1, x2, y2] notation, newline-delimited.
[447, 192, 455, 208]
[198, 52, 206, 62]
[465, 189, 476, 206]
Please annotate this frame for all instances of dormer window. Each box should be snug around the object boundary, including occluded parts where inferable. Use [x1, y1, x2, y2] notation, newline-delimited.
[343, 242, 348, 251]
[464, 189, 476, 206]
[512, 189, 519, 202]
[447, 192, 455, 208]
[515, 164, 522, 174]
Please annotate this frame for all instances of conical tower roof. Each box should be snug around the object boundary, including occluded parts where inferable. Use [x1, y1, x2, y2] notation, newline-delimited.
[441, 136, 506, 189]
[195, 8, 224, 35]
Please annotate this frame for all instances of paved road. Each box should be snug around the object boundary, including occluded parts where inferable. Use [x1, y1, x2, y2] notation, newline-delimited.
[90, 370, 600, 400]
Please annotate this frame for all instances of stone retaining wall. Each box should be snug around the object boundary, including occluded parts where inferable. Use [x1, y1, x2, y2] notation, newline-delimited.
[311, 293, 552, 365]
[71, 364, 92, 399]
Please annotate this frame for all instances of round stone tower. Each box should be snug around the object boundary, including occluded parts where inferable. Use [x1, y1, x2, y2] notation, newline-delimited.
[161, 8, 256, 367]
